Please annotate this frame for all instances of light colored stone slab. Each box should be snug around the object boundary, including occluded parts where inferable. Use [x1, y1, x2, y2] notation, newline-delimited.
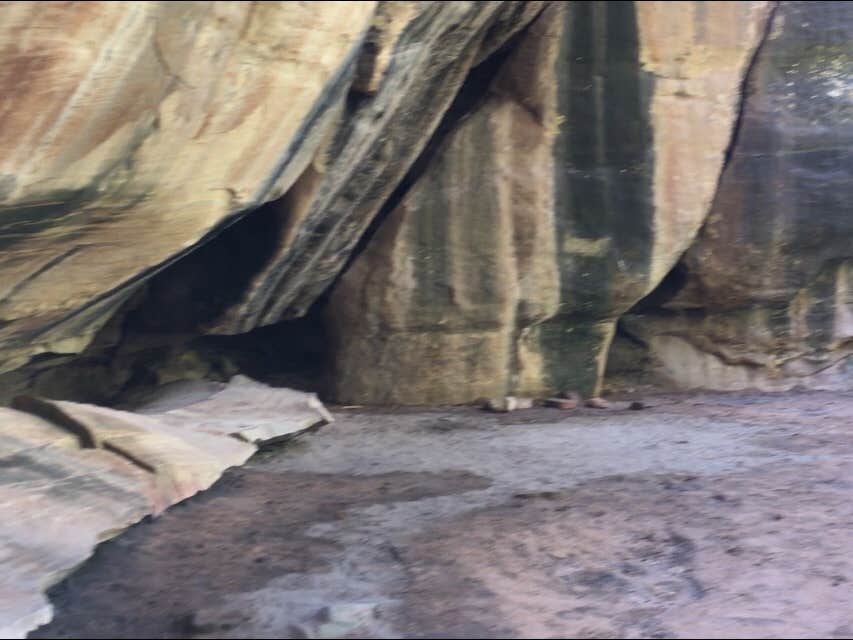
[0, 378, 333, 637]
[154, 375, 333, 444]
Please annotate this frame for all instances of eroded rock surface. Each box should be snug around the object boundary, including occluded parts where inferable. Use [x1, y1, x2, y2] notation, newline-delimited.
[626, 1, 853, 391]
[0, 1, 850, 403]
[327, 2, 771, 403]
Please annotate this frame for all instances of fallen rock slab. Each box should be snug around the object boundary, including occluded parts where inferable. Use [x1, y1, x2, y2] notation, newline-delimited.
[0, 377, 332, 638]
[585, 397, 610, 409]
[153, 375, 333, 444]
[0, 408, 155, 639]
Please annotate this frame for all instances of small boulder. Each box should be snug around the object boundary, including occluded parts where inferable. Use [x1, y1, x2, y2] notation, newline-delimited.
[545, 397, 578, 410]
[585, 397, 610, 409]
[483, 396, 534, 412]
[514, 396, 535, 410]
[484, 397, 512, 412]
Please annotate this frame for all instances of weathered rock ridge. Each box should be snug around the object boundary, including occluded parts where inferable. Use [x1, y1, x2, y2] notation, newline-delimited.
[0, 1, 850, 403]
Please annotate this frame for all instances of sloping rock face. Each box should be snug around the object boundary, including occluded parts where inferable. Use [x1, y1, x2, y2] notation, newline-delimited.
[0, 1, 539, 374]
[0, 0, 377, 373]
[327, 1, 771, 403]
[623, 1, 853, 391]
[203, 1, 545, 333]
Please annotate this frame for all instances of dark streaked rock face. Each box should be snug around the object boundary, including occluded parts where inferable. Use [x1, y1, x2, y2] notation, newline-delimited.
[530, 0, 655, 397]
[1, 1, 850, 404]
[0, 1, 540, 375]
[123, 1, 546, 338]
[326, 2, 770, 404]
[628, 1, 853, 391]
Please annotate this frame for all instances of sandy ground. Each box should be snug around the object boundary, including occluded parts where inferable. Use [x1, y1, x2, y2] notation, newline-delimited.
[31, 390, 853, 639]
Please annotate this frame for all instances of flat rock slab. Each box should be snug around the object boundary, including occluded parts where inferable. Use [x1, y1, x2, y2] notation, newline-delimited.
[0, 377, 331, 638]
[153, 375, 334, 444]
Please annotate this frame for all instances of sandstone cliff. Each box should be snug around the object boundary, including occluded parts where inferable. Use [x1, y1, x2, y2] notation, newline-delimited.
[0, 1, 850, 403]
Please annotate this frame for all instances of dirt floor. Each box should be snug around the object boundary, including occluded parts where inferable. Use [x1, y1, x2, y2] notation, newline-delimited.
[30, 390, 853, 639]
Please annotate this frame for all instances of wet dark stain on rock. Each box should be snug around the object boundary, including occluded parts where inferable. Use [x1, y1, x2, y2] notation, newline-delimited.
[537, 0, 655, 395]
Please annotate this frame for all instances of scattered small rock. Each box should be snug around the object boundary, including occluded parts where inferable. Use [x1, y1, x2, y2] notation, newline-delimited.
[515, 396, 535, 410]
[484, 397, 509, 412]
[585, 397, 610, 409]
[484, 396, 534, 412]
[629, 401, 646, 410]
[545, 397, 578, 410]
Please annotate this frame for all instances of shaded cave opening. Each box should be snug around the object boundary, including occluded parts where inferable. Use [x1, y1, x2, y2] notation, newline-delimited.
[109, 39, 519, 406]
[0, 194, 334, 407]
[107, 189, 333, 403]
[1, 20, 534, 409]
[602, 261, 692, 392]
